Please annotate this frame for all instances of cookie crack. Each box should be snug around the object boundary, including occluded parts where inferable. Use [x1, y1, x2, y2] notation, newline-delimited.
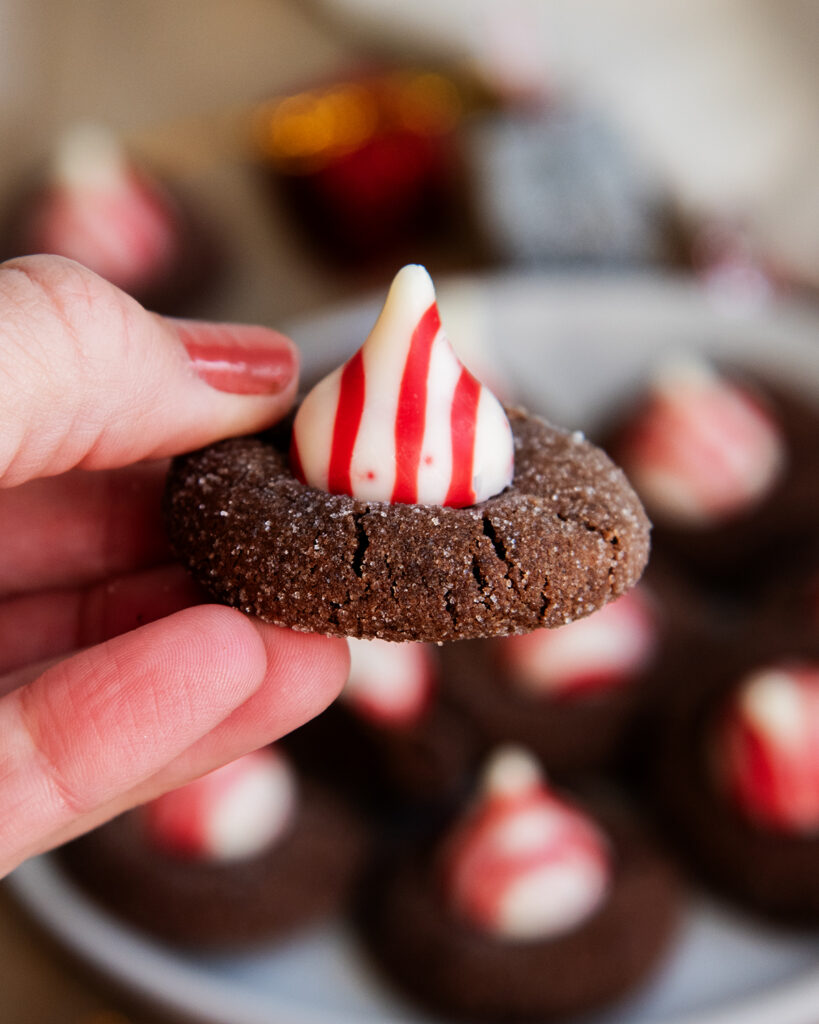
[470, 554, 488, 592]
[351, 513, 370, 579]
[443, 588, 458, 631]
[482, 516, 507, 562]
[481, 515, 517, 592]
[539, 576, 551, 621]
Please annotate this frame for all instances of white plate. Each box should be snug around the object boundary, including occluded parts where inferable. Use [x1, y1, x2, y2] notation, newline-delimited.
[7, 272, 819, 1024]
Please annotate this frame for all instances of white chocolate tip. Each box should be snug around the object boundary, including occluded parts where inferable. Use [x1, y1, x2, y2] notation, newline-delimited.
[652, 353, 719, 399]
[482, 746, 543, 798]
[740, 669, 803, 747]
[375, 264, 437, 340]
[343, 636, 433, 725]
[53, 123, 128, 192]
[392, 263, 435, 294]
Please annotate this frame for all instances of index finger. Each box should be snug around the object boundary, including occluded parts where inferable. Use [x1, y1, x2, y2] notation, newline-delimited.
[0, 255, 298, 487]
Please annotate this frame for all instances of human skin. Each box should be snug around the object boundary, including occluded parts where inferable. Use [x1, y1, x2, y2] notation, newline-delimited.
[0, 255, 348, 877]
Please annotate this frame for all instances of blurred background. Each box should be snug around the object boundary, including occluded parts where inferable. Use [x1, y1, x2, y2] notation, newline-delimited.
[0, 1, 818, 1022]
[3, 0, 819, 321]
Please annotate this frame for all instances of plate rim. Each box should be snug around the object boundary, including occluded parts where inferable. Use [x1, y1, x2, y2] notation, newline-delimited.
[8, 853, 819, 1024]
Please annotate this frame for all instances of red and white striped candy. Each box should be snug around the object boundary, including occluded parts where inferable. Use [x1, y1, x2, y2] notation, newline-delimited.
[439, 747, 610, 940]
[712, 665, 819, 834]
[141, 747, 297, 862]
[497, 589, 655, 699]
[343, 637, 437, 726]
[291, 264, 514, 507]
[26, 124, 179, 294]
[618, 359, 785, 527]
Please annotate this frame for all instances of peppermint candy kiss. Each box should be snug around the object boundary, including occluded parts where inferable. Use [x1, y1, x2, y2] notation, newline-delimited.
[27, 124, 179, 294]
[291, 264, 514, 507]
[497, 589, 656, 699]
[439, 747, 611, 941]
[343, 637, 437, 727]
[712, 665, 819, 834]
[617, 358, 785, 527]
[141, 748, 297, 863]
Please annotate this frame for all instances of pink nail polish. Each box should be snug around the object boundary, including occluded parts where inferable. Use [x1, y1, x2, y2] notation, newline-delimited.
[184, 337, 297, 396]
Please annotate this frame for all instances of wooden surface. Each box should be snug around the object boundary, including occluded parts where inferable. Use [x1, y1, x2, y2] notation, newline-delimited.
[0, 886, 165, 1024]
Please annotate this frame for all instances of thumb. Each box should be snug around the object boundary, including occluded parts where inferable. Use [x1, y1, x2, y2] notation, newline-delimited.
[0, 255, 299, 486]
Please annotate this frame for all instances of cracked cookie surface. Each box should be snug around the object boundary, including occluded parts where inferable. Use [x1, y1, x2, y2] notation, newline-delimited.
[163, 409, 650, 642]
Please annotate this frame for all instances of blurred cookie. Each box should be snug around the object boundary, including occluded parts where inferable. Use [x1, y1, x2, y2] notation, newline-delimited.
[285, 639, 477, 811]
[604, 357, 819, 592]
[358, 748, 679, 1020]
[653, 635, 819, 925]
[1, 124, 223, 315]
[440, 585, 664, 776]
[58, 748, 368, 947]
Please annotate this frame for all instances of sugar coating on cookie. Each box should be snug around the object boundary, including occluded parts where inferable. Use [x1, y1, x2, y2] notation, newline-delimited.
[165, 406, 651, 642]
[291, 264, 514, 507]
[25, 123, 179, 293]
[141, 747, 297, 862]
[343, 637, 437, 726]
[438, 747, 611, 940]
[616, 358, 785, 527]
[495, 587, 656, 699]
[711, 665, 819, 834]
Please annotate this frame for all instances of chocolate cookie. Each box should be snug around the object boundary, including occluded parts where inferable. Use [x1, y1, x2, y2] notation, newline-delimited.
[285, 698, 478, 811]
[440, 637, 646, 777]
[753, 540, 819, 641]
[603, 373, 819, 593]
[358, 802, 679, 1021]
[164, 408, 650, 642]
[57, 781, 368, 948]
[653, 634, 819, 926]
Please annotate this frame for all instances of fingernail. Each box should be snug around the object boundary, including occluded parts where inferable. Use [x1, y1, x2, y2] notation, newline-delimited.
[182, 328, 298, 396]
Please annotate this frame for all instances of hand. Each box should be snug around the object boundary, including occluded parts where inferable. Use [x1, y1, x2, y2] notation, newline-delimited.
[0, 255, 348, 877]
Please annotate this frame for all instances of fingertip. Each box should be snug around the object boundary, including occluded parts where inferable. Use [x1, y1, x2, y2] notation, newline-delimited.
[250, 622, 350, 727]
[168, 604, 270, 700]
[115, 624, 351, 800]
[0, 256, 303, 482]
